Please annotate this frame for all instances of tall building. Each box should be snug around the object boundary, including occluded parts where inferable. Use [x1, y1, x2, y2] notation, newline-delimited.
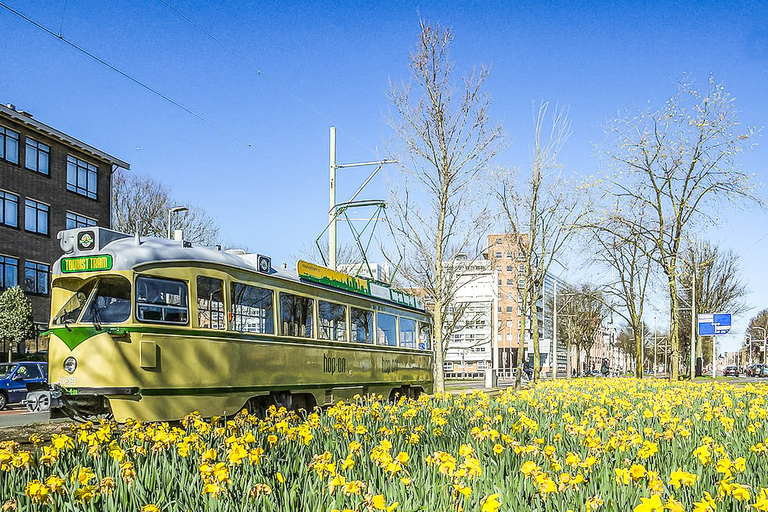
[0, 103, 129, 334]
[443, 257, 493, 378]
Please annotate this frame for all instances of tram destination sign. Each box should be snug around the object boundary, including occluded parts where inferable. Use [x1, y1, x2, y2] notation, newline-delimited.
[297, 260, 424, 310]
[61, 254, 113, 273]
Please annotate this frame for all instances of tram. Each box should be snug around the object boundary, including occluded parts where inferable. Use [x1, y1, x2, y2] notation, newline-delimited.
[43, 227, 434, 421]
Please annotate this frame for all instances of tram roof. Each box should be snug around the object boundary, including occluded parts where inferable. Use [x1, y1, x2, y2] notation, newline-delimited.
[53, 228, 426, 312]
[54, 227, 297, 279]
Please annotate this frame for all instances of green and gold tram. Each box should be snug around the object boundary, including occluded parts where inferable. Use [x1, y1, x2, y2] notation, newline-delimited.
[45, 227, 433, 421]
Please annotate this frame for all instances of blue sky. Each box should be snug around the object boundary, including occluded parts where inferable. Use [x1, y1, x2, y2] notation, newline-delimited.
[2, 0, 767, 351]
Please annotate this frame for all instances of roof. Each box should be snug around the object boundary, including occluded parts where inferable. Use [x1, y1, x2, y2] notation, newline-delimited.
[0, 103, 130, 170]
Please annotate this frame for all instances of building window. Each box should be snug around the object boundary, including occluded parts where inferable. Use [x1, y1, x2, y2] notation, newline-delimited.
[0, 126, 19, 164]
[0, 191, 19, 228]
[24, 261, 49, 295]
[25, 139, 49, 175]
[506, 306, 513, 312]
[497, 279, 501, 285]
[507, 292, 513, 300]
[66, 211, 97, 229]
[0, 255, 18, 288]
[477, 361, 488, 370]
[506, 265, 513, 272]
[494, 251, 501, 258]
[506, 252, 512, 258]
[24, 199, 49, 235]
[495, 239, 501, 245]
[67, 155, 98, 199]
[444, 362, 454, 372]
[506, 279, 513, 285]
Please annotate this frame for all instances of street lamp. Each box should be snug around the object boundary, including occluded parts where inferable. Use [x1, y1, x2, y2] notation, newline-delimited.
[167, 206, 188, 239]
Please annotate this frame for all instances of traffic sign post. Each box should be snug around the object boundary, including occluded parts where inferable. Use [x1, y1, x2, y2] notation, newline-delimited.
[697, 314, 732, 379]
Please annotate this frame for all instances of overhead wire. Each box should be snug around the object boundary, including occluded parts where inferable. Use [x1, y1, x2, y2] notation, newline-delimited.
[0, 0, 304, 170]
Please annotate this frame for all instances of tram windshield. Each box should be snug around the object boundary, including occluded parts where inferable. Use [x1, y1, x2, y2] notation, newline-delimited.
[52, 277, 131, 325]
[53, 280, 96, 325]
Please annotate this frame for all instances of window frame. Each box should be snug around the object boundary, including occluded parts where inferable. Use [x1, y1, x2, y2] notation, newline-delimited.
[350, 307, 373, 344]
[398, 317, 417, 348]
[196, 276, 225, 330]
[24, 198, 49, 235]
[318, 299, 347, 341]
[135, 276, 189, 325]
[0, 255, 18, 289]
[66, 211, 97, 229]
[25, 138, 50, 175]
[66, 155, 98, 199]
[231, 281, 274, 334]
[24, 261, 49, 295]
[279, 291, 314, 338]
[0, 190, 19, 228]
[0, 126, 19, 164]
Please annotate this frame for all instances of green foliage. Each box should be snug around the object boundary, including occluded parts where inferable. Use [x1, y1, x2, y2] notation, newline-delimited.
[0, 286, 35, 349]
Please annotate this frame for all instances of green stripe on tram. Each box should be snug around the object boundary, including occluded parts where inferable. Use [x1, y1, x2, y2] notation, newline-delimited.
[48, 325, 428, 352]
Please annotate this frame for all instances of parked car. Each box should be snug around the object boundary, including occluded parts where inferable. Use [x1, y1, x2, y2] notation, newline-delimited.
[761, 366, 768, 378]
[724, 366, 739, 377]
[0, 362, 48, 409]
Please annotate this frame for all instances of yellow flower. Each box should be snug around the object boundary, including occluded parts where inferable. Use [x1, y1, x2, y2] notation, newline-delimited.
[24, 480, 50, 504]
[228, 443, 247, 465]
[665, 497, 684, 512]
[633, 494, 663, 512]
[276, 472, 285, 484]
[629, 464, 646, 482]
[267, 434, 278, 445]
[692, 491, 717, 512]
[328, 474, 346, 493]
[693, 445, 712, 465]
[141, 506, 161, 512]
[753, 488, 768, 511]
[669, 469, 697, 488]
[459, 444, 474, 457]
[371, 494, 386, 510]
[521, 461, 539, 477]
[732, 484, 750, 502]
[454, 484, 472, 497]
[73, 485, 97, 504]
[615, 468, 631, 485]
[482, 493, 501, 512]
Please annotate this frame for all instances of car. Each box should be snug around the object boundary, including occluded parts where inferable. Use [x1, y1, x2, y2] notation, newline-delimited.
[0, 362, 48, 410]
[761, 366, 768, 379]
[724, 366, 739, 377]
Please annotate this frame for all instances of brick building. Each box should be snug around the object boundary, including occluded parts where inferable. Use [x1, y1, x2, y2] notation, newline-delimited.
[0, 103, 129, 332]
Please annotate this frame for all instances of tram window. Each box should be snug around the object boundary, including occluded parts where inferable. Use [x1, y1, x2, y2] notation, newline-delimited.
[279, 292, 313, 338]
[197, 277, 225, 330]
[231, 282, 274, 334]
[377, 313, 397, 346]
[53, 280, 95, 325]
[318, 300, 346, 341]
[136, 277, 188, 324]
[399, 318, 416, 348]
[350, 308, 372, 344]
[418, 323, 432, 350]
[80, 277, 132, 324]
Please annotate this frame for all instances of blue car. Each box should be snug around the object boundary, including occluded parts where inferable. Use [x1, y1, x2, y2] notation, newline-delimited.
[0, 362, 48, 409]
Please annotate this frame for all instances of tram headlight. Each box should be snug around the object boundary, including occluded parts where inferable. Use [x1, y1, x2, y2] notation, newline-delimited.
[63, 356, 78, 374]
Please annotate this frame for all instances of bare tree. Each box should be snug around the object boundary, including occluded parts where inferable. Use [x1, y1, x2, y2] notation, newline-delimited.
[387, 21, 503, 391]
[677, 241, 748, 372]
[498, 103, 589, 381]
[588, 206, 655, 378]
[112, 170, 220, 245]
[558, 284, 606, 376]
[602, 78, 758, 380]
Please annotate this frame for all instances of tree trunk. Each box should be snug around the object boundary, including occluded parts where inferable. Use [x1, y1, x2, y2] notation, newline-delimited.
[433, 297, 445, 391]
[634, 323, 643, 378]
[531, 288, 541, 381]
[668, 273, 680, 380]
[566, 338, 572, 379]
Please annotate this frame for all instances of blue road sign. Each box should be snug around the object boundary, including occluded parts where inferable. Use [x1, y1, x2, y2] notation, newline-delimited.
[698, 313, 732, 335]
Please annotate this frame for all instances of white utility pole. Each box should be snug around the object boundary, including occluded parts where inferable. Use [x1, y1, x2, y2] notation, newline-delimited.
[327, 127, 395, 271]
[691, 272, 696, 379]
[329, 127, 338, 270]
[553, 279, 557, 380]
[492, 267, 499, 374]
